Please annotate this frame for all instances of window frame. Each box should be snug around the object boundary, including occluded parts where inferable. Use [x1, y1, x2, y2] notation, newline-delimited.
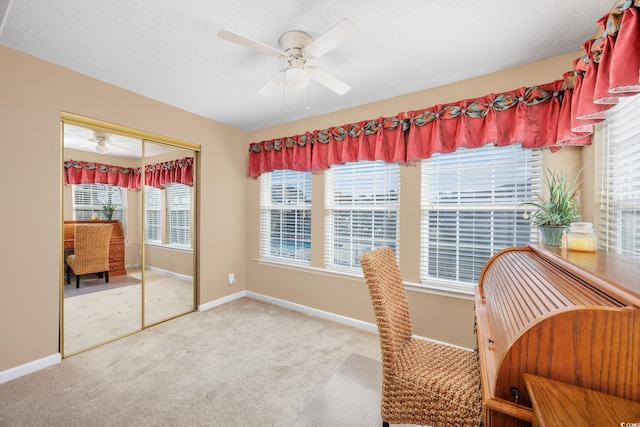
[324, 160, 400, 274]
[259, 169, 312, 264]
[420, 144, 541, 294]
[71, 183, 127, 229]
[596, 94, 640, 259]
[143, 183, 194, 250]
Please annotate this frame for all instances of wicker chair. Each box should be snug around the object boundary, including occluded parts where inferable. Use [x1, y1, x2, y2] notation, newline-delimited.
[66, 223, 113, 289]
[360, 246, 482, 427]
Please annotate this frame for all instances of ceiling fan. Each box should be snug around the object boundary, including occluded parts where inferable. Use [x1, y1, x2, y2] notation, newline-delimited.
[90, 130, 111, 154]
[218, 18, 359, 97]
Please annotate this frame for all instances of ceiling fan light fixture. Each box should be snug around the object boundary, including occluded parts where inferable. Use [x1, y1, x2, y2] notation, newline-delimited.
[94, 137, 109, 154]
[285, 67, 310, 91]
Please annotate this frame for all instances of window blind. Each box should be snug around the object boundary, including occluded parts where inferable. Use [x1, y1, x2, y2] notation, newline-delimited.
[260, 170, 312, 263]
[72, 183, 127, 228]
[597, 95, 640, 258]
[166, 183, 192, 247]
[145, 186, 161, 243]
[325, 160, 400, 272]
[420, 144, 541, 293]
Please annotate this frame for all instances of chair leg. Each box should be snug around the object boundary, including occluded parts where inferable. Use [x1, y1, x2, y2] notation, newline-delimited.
[76, 274, 80, 288]
[105, 270, 109, 283]
[382, 422, 389, 427]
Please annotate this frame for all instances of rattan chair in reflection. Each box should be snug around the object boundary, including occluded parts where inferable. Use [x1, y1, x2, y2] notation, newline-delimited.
[360, 246, 482, 427]
[66, 223, 113, 289]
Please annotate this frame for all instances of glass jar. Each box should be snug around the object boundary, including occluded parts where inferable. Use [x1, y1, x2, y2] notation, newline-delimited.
[566, 222, 597, 252]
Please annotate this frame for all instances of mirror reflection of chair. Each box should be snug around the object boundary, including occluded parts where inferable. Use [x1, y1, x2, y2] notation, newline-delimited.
[360, 246, 482, 427]
[66, 224, 113, 289]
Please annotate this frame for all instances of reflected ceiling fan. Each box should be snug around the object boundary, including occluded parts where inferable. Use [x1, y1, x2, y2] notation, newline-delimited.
[88, 129, 138, 156]
[90, 130, 111, 154]
[218, 18, 358, 96]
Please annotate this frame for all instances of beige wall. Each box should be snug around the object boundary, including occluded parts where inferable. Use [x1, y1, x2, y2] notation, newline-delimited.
[245, 52, 586, 349]
[0, 45, 247, 372]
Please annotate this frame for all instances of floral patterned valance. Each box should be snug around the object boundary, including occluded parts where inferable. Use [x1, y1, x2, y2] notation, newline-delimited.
[247, 0, 640, 178]
[64, 157, 194, 190]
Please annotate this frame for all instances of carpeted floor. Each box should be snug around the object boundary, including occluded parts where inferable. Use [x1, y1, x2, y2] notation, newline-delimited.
[63, 269, 194, 355]
[1, 297, 388, 426]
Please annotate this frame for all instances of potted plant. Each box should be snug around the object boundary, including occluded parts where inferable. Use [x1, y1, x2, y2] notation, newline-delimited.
[102, 202, 116, 220]
[524, 168, 582, 246]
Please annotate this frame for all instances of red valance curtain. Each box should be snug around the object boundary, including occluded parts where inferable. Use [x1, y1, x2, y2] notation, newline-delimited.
[64, 157, 194, 190]
[247, 114, 406, 178]
[247, 0, 640, 178]
[144, 157, 194, 189]
[64, 160, 141, 190]
[405, 80, 591, 162]
[563, 0, 640, 134]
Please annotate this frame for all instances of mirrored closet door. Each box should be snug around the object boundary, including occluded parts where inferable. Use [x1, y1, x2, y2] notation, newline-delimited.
[142, 140, 196, 327]
[61, 118, 198, 356]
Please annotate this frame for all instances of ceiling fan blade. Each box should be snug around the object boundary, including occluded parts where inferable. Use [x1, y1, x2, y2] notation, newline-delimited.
[257, 69, 286, 96]
[218, 29, 285, 58]
[304, 18, 359, 58]
[308, 66, 351, 95]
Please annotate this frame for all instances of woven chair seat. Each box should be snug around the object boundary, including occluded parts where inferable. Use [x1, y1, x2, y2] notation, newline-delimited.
[384, 338, 481, 426]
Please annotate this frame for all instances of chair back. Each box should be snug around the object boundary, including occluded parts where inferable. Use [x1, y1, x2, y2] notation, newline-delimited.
[73, 223, 113, 273]
[360, 246, 412, 377]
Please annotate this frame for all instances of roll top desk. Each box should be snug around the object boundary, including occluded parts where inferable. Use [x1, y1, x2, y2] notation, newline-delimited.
[475, 244, 640, 426]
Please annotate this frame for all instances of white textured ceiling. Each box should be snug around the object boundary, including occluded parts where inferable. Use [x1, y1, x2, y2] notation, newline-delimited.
[0, 0, 613, 132]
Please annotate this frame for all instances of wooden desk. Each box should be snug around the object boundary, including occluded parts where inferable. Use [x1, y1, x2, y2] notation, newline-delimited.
[64, 220, 126, 277]
[475, 244, 640, 426]
[524, 374, 640, 427]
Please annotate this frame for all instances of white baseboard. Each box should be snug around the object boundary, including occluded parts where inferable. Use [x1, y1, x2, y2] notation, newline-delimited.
[197, 290, 247, 312]
[246, 291, 379, 334]
[0, 353, 61, 384]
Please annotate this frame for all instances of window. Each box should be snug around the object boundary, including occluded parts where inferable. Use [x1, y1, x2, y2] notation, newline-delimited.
[325, 161, 400, 272]
[597, 95, 640, 258]
[420, 144, 541, 293]
[144, 183, 193, 249]
[260, 170, 312, 262]
[166, 183, 191, 246]
[145, 186, 161, 243]
[72, 183, 126, 227]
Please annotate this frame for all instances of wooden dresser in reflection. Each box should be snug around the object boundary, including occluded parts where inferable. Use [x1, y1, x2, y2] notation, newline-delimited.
[63, 220, 127, 277]
[475, 244, 640, 427]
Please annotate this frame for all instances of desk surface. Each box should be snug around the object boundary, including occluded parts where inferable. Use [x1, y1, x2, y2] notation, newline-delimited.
[524, 373, 640, 427]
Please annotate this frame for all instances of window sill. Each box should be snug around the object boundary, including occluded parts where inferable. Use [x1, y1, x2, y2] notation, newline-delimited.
[255, 257, 475, 300]
[145, 242, 193, 253]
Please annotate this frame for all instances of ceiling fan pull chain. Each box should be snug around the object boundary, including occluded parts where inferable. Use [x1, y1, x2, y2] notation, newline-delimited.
[282, 78, 286, 104]
[306, 84, 311, 110]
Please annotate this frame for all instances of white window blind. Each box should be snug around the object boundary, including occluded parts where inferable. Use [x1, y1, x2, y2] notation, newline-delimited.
[143, 183, 193, 248]
[260, 170, 312, 263]
[72, 183, 127, 228]
[597, 95, 640, 258]
[145, 186, 161, 243]
[420, 144, 541, 293]
[166, 183, 192, 247]
[325, 160, 400, 272]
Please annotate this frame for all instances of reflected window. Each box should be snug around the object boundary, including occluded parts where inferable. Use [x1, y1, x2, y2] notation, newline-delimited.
[144, 183, 192, 249]
[145, 186, 161, 243]
[72, 183, 127, 228]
